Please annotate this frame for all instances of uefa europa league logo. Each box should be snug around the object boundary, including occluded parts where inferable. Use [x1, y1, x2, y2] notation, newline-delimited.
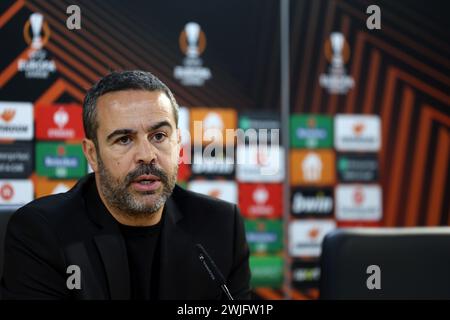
[185, 22, 201, 58]
[174, 21, 211, 86]
[319, 31, 354, 94]
[19, 12, 56, 79]
[30, 13, 44, 49]
[330, 32, 344, 69]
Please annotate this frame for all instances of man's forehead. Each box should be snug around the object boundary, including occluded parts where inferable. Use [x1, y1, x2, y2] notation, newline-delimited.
[96, 90, 175, 124]
[97, 89, 170, 108]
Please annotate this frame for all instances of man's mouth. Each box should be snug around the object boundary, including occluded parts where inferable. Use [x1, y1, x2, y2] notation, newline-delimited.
[134, 174, 160, 183]
[131, 175, 162, 192]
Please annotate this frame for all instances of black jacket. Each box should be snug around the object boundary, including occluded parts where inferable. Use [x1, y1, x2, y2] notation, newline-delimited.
[0, 174, 251, 300]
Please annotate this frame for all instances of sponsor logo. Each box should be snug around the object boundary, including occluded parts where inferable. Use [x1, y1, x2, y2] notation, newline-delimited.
[191, 147, 234, 178]
[187, 180, 237, 204]
[335, 184, 382, 221]
[290, 115, 333, 148]
[23, 12, 50, 49]
[291, 188, 333, 216]
[335, 115, 381, 151]
[0, 183, 14, 201]
[18, 13, 56, 79]
[0, 142, 33, 178]
[35, 176, 76, 198]
[0, 180, 33, 205]
[174, 22, 211, 86]
[245, 219, 283, 253]
[36, 142, 86, 178]
[239, 183, 282, 218]
[236, 145, 285, 182]
[290, 150, 335, 186]
[337, 154, 379, 182]
[239, 113, 280, 144]
[45, 156, 78, 167]
[249, 256, 284, 288]
[0, 102, 34, 140]
[319, 32, 354, 94]
[0, 109, 15, 122]
[303, 153, 322, 181]
[291, 260, 321, 289]
[36, 104, 84, 140]
[289, 220, 336, 257]
[190, 108, 237, 146]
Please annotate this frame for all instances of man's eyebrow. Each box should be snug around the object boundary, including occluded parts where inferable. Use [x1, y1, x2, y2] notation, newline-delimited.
[106, 129, 136, 142]
[106, 121, 173, 142]
[148, 120, 173, 132]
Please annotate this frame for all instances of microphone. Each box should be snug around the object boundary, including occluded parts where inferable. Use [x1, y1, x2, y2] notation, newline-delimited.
[196, 243, 234, 300]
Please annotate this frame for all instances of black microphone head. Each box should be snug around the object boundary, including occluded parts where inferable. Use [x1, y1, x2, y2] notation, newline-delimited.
[196, 243, 226, 285]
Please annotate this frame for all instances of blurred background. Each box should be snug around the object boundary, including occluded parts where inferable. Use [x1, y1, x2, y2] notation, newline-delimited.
[0, 0, 449, 299]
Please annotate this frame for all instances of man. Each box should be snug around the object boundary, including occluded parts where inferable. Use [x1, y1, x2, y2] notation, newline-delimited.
[1, 70, 251, 300]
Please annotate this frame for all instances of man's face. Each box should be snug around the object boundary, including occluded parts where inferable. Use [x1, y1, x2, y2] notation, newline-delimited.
[90, 90, 180, 217]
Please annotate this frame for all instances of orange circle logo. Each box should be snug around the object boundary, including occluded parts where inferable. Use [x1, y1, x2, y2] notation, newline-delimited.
[324, 36, 350, 64]
[179, 28, 207, 56]
[23, 17, 51, 48]
[0, 184, 14, 201]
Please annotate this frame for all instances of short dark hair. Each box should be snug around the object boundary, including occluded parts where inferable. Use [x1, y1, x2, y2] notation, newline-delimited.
[82, 70, 179, 142]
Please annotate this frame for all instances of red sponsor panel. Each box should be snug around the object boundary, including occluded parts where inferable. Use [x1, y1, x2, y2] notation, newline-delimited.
[336, 221, 382, 228]
[177, 144, 191, 182]
[239, 183, 282, 218]
[177, 162, 191, 182]
[36, 104, 84, 140]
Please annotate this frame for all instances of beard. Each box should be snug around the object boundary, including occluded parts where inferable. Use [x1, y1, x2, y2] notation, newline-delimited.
[97, 155, 178, 219]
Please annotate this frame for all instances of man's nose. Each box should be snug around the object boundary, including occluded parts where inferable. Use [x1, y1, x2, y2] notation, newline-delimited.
[134, 138, 157, 164]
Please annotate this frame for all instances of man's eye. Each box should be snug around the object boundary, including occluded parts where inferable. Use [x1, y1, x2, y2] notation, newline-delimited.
[117, 136, 131, 145]
[153, 132, 167, 142]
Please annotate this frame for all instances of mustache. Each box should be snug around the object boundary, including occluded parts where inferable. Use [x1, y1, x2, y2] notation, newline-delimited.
[125, 163, 169, 186]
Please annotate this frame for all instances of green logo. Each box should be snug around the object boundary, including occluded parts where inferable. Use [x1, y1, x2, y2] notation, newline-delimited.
[338, 157, 349, 171]
[36, 142, 86, 178]
[249, 256, 284, 288]
[290, 114, 333, 148]
[245, 219, 283, 254]
[239, 116, 251, 130]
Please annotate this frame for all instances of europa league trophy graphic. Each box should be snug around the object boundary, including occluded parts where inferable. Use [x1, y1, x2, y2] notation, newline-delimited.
[319, 31, 354, 94]
[185, 22, 200, 59]
[18, 12, 56, 78]
[174, 21, 211, 86]
[30, 13, 44, 50]
[330, 32, 344, 71]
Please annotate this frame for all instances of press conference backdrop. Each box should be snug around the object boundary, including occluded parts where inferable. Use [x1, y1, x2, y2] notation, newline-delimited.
[0, 0, 449, 299]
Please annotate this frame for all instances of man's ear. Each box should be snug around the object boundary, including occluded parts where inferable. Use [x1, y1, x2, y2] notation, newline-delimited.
[177, 128, 182, 145]
[82, 138, 98, 172]
[176, 128, 183, 164]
